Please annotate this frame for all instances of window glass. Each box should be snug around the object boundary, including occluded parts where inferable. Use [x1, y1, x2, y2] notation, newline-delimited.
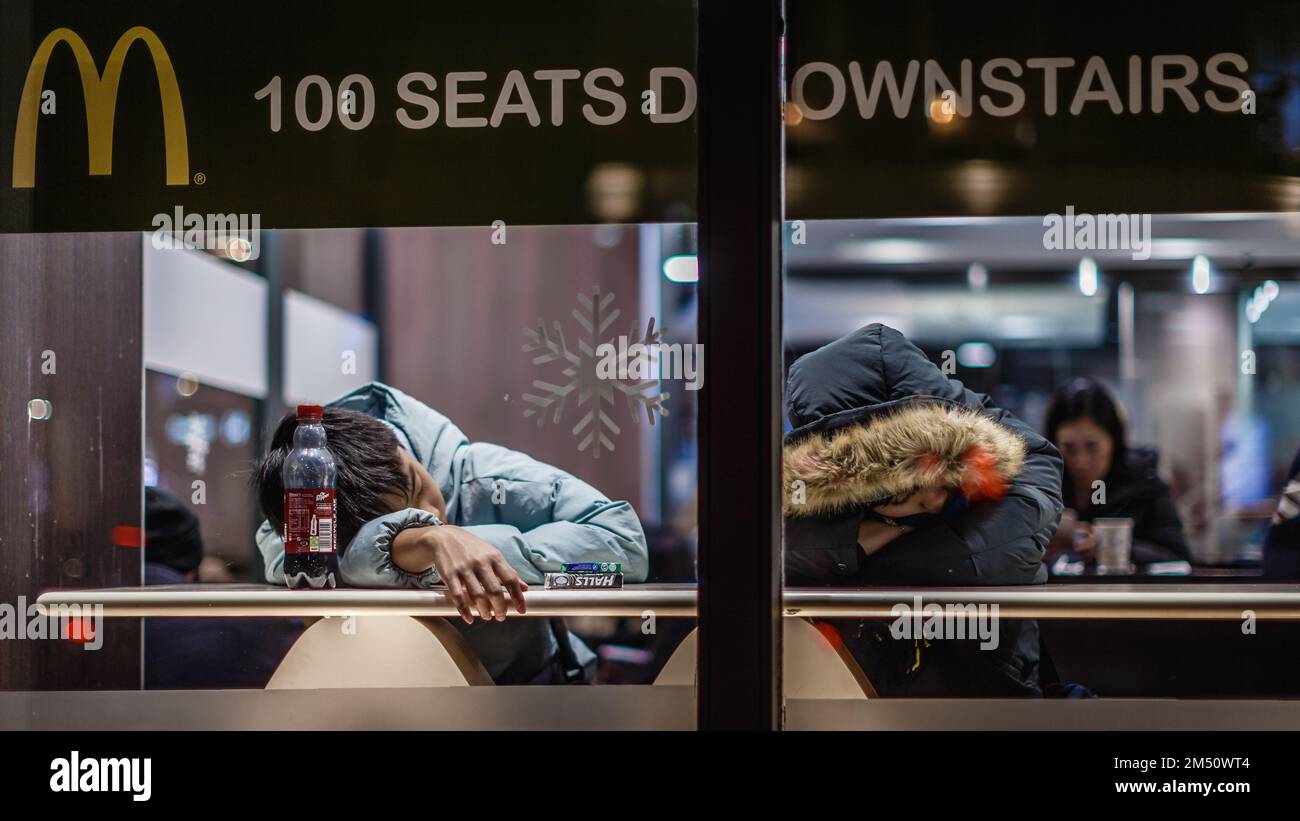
[1, 0, 702, 728]
[782, 0, 1300, 710]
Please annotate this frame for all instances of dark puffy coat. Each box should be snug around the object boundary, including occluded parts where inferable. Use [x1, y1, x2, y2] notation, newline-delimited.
[783, 324, 1065, 696]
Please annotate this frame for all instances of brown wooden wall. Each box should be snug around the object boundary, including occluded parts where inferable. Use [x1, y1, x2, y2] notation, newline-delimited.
[382, 225, 644, 510]
[0, 233, 142, 690]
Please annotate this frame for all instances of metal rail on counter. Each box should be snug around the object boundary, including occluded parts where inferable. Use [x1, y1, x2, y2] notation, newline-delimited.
[34, 582, 1300, 620]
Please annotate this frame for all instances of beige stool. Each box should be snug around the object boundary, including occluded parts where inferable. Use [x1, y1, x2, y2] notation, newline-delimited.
[654, 618, 878, 699]
[266, 615, 493, 689]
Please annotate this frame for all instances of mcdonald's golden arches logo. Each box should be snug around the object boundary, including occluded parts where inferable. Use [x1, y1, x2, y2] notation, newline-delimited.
[12, 26, 189, 188]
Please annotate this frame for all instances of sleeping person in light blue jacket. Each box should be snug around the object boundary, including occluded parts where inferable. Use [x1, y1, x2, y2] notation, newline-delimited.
[253, 382, 648, 683]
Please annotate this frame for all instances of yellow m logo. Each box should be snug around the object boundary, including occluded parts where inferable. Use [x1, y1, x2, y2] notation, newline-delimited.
[12, 26, 189, 188]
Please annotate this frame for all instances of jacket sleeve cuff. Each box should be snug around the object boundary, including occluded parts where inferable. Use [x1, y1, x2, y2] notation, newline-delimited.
[339, 507, 444, 588]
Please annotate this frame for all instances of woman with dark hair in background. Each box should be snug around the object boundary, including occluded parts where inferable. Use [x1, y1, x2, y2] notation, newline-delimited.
[1044, 378, 1190, 566]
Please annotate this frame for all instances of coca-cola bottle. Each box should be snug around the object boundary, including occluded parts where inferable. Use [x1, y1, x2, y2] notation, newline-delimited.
[282, 404, 338, 589]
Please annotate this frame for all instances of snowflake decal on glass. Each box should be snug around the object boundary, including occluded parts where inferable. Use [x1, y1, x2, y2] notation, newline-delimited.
[522, 287, 669, 457]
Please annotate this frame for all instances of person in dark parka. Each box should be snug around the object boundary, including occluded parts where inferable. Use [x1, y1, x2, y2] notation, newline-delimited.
[783, 324, 1064, 696]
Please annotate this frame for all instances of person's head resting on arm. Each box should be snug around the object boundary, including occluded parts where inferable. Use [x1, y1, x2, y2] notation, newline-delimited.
[783, 402, 1025, 554]
[254, 408, 446, 551]
[253, 407, 528, 623]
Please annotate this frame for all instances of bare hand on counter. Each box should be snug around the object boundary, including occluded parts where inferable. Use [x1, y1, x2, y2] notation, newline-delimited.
[392, 525, 528, 623]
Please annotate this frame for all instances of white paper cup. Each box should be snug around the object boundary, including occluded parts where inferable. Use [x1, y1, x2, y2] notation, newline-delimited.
[1093, 517, 1135, 575]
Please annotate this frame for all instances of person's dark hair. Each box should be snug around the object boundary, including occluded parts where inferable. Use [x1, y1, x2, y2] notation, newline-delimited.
[1044, 377, 1129, 482]
[253, 408, 407, 549]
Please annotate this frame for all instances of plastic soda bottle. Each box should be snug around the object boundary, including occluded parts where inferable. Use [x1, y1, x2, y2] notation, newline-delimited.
[282, 404, 338, 589]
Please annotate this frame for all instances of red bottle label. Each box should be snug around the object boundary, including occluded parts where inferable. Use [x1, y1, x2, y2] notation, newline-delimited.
[284, 489, 336, 555]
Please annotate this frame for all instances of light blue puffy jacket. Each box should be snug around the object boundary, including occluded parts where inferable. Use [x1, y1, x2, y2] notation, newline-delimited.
[255, 382, 649, 683]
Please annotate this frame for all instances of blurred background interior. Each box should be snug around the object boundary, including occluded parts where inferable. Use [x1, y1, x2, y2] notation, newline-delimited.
[143, 224, 701, 685]
[141, 210, 1300, 691]
[782, 215, 1300, 698]
[786, 214, 1300, 570]
[150, 226, 1300, 579]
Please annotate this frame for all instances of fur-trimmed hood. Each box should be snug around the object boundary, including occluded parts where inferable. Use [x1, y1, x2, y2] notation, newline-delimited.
[784, 401, 1027, 517]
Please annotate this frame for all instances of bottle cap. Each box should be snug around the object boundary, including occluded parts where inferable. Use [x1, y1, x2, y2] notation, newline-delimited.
[296, 404, 324, 420]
